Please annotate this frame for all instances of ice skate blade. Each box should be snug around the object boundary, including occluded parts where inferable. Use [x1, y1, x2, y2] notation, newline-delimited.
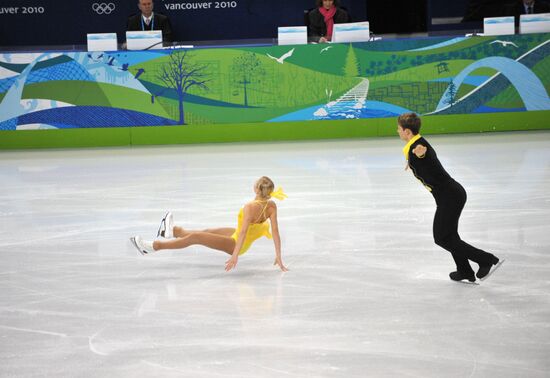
[479, 259, 505, 281]
[157, 212, 169, 238]
[454, 280, 480, 286]
[130, 237, 147, 256]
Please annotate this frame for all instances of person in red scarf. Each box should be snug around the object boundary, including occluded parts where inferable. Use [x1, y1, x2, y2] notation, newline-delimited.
[308, 0, 351, 43]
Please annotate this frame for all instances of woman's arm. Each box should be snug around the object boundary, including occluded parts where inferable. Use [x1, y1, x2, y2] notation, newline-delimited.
[308, 10, 326, 42]
[269, 203, 288, 272]
[225, 204, 252, 271]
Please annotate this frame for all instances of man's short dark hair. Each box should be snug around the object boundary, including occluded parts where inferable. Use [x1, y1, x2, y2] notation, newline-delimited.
[398, 113, 421, 135]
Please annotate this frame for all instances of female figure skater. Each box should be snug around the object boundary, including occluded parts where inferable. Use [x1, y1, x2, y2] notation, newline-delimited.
[130, 176, 288, 272]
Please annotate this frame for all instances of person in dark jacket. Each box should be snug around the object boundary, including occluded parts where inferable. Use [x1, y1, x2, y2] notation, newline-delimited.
[127, 0, 173, 43]
[503, 0, 550, 26]
[308, 0, 351, 43]
[397, 113, 501, 283]
[506, 0, 550, 15]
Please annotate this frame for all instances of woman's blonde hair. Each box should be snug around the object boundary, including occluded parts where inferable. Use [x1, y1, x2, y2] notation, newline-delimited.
[255, 176, 275, 200]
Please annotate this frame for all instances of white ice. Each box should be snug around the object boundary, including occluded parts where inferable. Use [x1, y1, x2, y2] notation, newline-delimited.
[1, 131, 549, 377]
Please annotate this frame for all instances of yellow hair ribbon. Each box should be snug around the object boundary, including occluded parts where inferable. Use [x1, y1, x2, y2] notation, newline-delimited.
[270, 187, 288, 200]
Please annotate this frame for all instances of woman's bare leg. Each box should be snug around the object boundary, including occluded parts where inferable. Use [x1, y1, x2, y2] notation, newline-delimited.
[173, 226, 235, 238]
[153, 232, 236, 254]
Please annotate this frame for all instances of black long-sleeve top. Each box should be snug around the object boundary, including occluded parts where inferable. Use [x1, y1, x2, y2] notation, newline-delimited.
[405, 136, 453, 193]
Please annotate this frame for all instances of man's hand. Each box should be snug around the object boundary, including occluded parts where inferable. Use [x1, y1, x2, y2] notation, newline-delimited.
[412, 144, 427, 158]
[274, 257, 288, 272]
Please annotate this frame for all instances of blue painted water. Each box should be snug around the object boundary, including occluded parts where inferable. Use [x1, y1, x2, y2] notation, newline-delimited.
[268, 100, 412, 122]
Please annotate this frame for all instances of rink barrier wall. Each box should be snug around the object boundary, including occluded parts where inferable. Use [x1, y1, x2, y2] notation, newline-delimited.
[0, 111, 549, 150]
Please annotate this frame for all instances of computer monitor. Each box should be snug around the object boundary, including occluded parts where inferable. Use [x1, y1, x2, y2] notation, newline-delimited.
[125, 30, 163, 50]
[332, 22, 370, 43]
[278, 26, 308, 45]
[87, 33, 118, 52]
[483, 16, 515, 36]
[520, 13, 550, 34]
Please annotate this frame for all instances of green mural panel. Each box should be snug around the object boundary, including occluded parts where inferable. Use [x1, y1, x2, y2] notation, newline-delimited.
[1, 33, 550, 148]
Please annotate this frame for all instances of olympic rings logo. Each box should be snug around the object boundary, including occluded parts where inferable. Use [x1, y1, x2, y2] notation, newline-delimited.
[92, 3, 116, 15]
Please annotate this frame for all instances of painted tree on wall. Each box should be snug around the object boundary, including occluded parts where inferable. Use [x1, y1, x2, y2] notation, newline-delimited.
[445, 79, 458, 108]
[231, 52, 265, 107]
[157, 50, 210, 125]
[343, 44, 360, 77]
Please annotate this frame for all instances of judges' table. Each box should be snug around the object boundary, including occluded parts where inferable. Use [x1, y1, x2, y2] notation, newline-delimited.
[1, 33, 550, 149]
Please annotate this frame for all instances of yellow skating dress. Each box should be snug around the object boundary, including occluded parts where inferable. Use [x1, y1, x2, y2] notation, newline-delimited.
[230, 188, 287, 255]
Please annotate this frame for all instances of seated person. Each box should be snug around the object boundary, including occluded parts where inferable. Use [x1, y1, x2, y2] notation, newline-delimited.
[127, 0, 173, 43]
[308, 0, 351, 43]
[503, 0, 550, 16]
[502, 0, 550, 26]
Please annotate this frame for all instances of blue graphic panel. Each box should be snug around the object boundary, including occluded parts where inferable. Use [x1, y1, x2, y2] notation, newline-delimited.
[15, 106, 178, 129]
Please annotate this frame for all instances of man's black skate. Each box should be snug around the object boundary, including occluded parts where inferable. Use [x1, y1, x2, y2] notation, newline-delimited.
[449, 271, 477, 284]
[477, 257, 504, 281]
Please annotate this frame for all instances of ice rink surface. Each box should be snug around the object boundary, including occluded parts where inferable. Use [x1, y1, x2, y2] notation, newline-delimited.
[1, 131, 549, 377]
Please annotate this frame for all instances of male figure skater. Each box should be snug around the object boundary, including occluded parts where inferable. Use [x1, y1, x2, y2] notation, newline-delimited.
[397, 113, 501, 283]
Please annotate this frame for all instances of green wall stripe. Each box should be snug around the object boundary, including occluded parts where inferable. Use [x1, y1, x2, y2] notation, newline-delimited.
[1, 111, 549, 150]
